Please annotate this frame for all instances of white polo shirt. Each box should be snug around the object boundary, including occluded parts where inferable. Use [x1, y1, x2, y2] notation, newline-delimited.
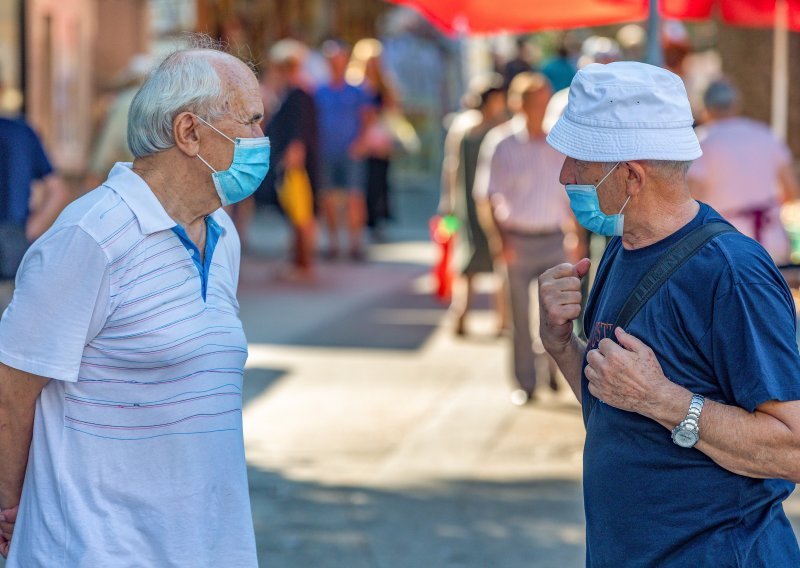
[0, 163, 257, 567]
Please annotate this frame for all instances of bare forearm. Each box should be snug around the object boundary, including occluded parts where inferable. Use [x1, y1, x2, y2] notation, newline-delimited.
[0, 407, 36, 509]
[0, 369, 47, 509]
[646, 383, 800, 481]
[545, 334, 586, 403]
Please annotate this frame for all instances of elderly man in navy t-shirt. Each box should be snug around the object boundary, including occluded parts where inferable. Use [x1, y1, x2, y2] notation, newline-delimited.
[539, 61, 800, 566]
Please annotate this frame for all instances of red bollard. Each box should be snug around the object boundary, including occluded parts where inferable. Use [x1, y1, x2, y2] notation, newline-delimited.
[430, 215, 459, 303]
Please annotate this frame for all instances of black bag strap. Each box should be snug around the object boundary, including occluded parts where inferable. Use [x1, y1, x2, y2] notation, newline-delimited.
[613, 222, 737, 330]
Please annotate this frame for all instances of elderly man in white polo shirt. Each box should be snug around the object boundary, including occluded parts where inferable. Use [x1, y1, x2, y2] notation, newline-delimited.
[474, 72, 572, 405]
[539, 62, 800, 565]
[0, 43, 267, 566]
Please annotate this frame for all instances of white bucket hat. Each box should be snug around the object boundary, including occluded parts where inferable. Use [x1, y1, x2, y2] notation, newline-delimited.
[546, 62, 702, 162]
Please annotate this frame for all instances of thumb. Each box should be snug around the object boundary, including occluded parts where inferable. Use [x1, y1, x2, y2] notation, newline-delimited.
[615, 327, 647, 352]
[574, 258, 591, 279]
[0, 507, 17, 523]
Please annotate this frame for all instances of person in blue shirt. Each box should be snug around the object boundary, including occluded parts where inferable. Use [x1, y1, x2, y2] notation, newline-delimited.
[314, 40, 371, 261]
[540, 61, 800, 566]
[0, 77, 69, 280]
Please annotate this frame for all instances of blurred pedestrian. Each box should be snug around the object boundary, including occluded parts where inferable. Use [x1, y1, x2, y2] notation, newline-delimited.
[541, 39, 577, 92]
[474, 73, 573, 405]
[0, 42, 263, 566]
[0, 77, 69, 285]
[502, 37, 537, 88]
[688, 80, 799, 264]
[351, 39, 402, 242]
[541, 61, 800, 566]
[439, 74, 508, 336]
[262, 38, 319, 279]
[315, 39, 371, 260]
[83, 54, 153, 190]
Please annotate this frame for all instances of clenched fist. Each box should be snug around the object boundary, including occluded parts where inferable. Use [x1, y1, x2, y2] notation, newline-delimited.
[538, 258, 591, 355]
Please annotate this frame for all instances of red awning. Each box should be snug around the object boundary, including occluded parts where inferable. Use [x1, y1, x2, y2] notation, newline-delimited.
[390, 0, 800, 34]
[389, 0, 647, 34]
[662, 0, 800, 31]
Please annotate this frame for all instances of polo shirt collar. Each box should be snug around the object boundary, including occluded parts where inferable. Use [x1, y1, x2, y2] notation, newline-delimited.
[103, 162, 226, 236]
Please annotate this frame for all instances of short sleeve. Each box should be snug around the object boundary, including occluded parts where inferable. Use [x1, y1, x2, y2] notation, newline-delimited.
[473, 131, 502, 200]
[0, 226, 110, 382]
[712, 280, 800, 412]
[26, 125, 54, 181]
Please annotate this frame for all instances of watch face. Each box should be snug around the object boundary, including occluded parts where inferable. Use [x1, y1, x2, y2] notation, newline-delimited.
[674, 428, 698, 448]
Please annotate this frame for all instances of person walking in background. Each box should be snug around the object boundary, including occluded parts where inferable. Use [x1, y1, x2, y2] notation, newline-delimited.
[688, 79, 799, 264]
[351, 38, 402, 242]
[541, 39, 577, 93]
[315, 39, 371, 261]
[540, 61, 800, 566]
[83, 54, 153, 190]
[262, 38, 319, 279]
[0, 41, 262, 565]
[0, 76, 70, 286]
[474, 73, 574, 405]
[439, 74, 508, 337]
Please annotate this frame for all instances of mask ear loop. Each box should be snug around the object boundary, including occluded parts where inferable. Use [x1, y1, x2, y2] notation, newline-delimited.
[196, 153, 217, 173]
[595, 161, 621, 188]
[193, 114, 236, 144]
[618, 194, 632, 215]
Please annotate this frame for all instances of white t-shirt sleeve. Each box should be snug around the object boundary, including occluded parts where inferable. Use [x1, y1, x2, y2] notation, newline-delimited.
[0, 225, 110, 382]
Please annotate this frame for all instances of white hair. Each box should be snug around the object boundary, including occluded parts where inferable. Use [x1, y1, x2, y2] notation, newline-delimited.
[127, 45, 239, 159]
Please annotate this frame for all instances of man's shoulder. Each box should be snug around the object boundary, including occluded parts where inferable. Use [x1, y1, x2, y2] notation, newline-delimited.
[52, 186, 131, 246]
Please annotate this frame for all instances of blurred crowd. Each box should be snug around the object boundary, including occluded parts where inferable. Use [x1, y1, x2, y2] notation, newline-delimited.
[2, 24, 799, 382]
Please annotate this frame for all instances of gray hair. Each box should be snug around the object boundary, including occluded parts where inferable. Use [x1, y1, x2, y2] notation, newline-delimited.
[127, 39, 242, 159]
[601, 160, 693, 180]
[703, 80, 739, 113]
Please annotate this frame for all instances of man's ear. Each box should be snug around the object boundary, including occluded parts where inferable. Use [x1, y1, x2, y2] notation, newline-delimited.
[624, 161, 646, 198]
[173, 112, 200, 157]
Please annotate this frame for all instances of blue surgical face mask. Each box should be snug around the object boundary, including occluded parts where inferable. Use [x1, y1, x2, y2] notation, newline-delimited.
[565, 162, 630, 237]
[195, 115, 271, 206]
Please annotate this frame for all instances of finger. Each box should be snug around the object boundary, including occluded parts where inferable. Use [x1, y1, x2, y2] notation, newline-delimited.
[598, 337, 624, 357]
[615, 327, 648, 353]
[553, 290, 583, 306]
[546, 304, 582, 326]
[584, 364, 599, 382]
[541, 262, 581, 281]
[586, 349, 604, 368]
[575, 258, 591, 279]
[0, 521, 12, 535]
[1, 507, 17, 524]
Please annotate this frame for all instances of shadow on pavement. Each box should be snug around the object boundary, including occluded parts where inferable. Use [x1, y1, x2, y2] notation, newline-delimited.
[248, 465, 585, 568]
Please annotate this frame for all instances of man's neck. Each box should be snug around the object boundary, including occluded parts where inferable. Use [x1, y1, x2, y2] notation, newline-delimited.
[132, 156, 218, 231]
[524, 116, 544, 139]
[621, 196, 700, 250]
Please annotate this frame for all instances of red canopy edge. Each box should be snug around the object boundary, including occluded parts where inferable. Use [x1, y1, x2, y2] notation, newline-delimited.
[390, 0, 800, 34]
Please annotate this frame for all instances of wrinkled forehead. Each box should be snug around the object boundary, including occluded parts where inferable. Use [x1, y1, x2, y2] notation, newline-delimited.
[214, 58, 263, 118]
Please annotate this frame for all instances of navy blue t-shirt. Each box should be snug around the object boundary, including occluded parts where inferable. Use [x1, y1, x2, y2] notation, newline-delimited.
[582, 203, 800, 567]
[0, 118, 53, 226]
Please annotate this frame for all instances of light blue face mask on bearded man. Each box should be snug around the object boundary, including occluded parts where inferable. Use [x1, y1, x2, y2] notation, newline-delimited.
[565, 162, 630, 237]
[194, 115, 271, 206]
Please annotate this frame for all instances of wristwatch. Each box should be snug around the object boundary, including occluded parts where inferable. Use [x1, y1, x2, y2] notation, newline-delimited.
[671, 394, 705, 448]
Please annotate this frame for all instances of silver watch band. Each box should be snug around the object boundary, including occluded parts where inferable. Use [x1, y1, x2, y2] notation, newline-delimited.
[681, 394, 705, 431]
